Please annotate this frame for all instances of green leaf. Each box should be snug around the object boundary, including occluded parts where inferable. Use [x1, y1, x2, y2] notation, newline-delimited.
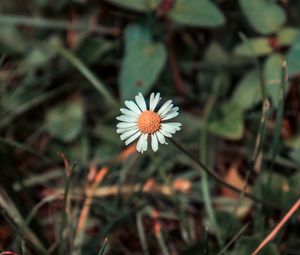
[287, 33, 300, 77]
[289, 149, 300, 164]
[264, 53, 289, 108]
[119, 24, 166, 100]
[23, 47, 56, 67]
[208, 102, 244, 140]
[231, 236, 279, 255]
[239, 0, 286, 34]
[253, 173, 297, 209]
[168, 0, 225, 27]
[105, 0, 160, 12]
[45, 101, 84, 142]
[277, 27, 299, 47]
[233, 37, 273, 57]
[76, 37, 116, 64]
[0, 25, 26, 54]
[204, 42, 229, 66]
[231, 70, 262, 111]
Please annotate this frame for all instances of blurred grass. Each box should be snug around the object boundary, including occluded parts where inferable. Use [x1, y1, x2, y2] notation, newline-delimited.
[0, 0, 300, 254]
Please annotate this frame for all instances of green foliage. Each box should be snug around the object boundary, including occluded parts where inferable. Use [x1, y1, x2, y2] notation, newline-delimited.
[253, 172, 299, 209]
[105, 0, 160, 12]
[231, 70, 262, 111]
[120, 24, 166, 100]
[208, 102, 244, 140]
[233, 37, 273, 57]
[231, 236, 279, 255]
[287, 32, 300, 76]
[277, 27, 299, 47]
[45, 101, 84, 142]
[168, 0, 225, 27]
[239, 0, 286, 34]
[1, 0, 300, 254]
[264, 54, 285, 108]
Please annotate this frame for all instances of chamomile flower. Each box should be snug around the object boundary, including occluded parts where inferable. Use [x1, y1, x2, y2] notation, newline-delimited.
[116, 93, 182, 153]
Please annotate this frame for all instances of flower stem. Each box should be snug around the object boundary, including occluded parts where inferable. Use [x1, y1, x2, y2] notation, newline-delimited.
[169, 138, 276, 208]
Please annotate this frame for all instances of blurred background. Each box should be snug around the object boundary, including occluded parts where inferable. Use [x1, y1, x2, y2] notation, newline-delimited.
[0, 0, 300, 254]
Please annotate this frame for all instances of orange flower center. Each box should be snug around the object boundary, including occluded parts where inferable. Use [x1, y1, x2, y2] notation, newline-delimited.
[137, 110, 161, 134]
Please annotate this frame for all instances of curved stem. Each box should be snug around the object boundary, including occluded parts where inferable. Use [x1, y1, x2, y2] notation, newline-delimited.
[169, 138, 277, 208]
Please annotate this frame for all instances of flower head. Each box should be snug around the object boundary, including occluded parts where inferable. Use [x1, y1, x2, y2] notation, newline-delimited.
[116, 93, 181, 153]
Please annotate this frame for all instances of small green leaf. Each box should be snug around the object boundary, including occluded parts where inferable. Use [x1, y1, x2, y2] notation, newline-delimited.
[45, 101, 84, 142]
[208, 102, 244, 140]
[23, 47, 56, 67]
[168, 0, 225, 27]
[289, 149, 300, 164]
[277, 27, 299, 47]
[204, 42, 229, 66]
[76, 37, 116, 64]
[231, 70, 262, 111]
[239, 0, 286, 34]
[105, 0, 160, 12]
[119, 24, 166, 100]
[264, 54, 289, 108]
[286, 33, 300, 77]
[233, 38, 273, 57]
[0, 25, 26, 54]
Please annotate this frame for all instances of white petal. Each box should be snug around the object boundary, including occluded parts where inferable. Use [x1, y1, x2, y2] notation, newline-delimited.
[117, 122, 137, 129]
[150, 93, 161, 111]
[125, 101, 142, 114]
[164, 122, 182, 130]
[158, 100, 172, 115]
[159, 104, 173, 116]
[135, 93, 147, 111]
[142, 136, 148, 153]
[156, 131, 167, 144]
[125, 131, 142, 145]
[149, 93, 155, 109]
[116, 115, 138, 122]
[159, 128, 172, 138]
[162, 111, 179, 120]
[117, 126, 136, 134]
[161, 123, 176, 134]
[161, 107, 179, 118]
[136, 134, 144, 152]
[120, 128, 139, 140]
[151, 134, 159, 152]
[120, 108, 138, 117]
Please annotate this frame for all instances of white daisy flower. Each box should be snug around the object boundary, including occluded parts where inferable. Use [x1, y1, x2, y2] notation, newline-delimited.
[116, 93, 182, 153]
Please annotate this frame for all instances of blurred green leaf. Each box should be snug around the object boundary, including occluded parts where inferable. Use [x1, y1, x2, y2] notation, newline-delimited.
[119, 24, 166, 100]
[286, 135, 300, 149]
[208, 102, 244, 140]
[239, 0, 286, 34]
[253, 173, 297, 209]
[23, 47, 56, 67]
[0, 25, 25, 54]
[277, 27, 299, 47]
[233, 38, 273, 57]
[286, 33, 300, 77]
[168, 0, 225, 27]
[204, 42, 229, 66]
[76, 37, 116, 64]
[231, 70, 262, 111]
[289, 149, 300, 164]
[45, 100, 84, 142]
[264, 53, 289, 108]
[215, 210, 241, 239]
[105, 0, 160, 12]
[231, 236, 279, 255]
